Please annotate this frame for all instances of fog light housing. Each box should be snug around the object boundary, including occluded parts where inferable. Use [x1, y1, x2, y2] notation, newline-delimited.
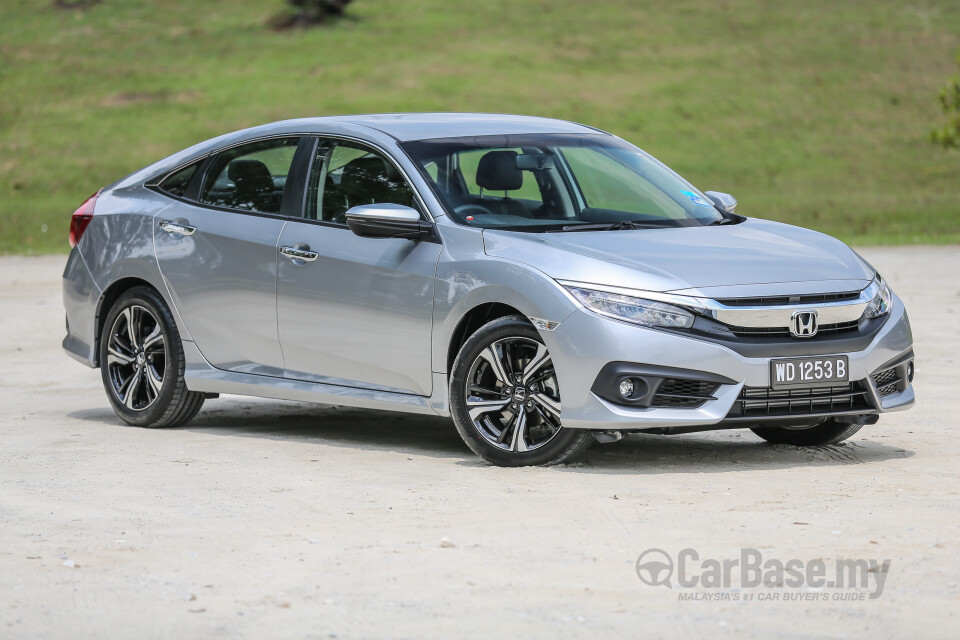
[907, 361, 914, 382]
[618, 378, 635, 398]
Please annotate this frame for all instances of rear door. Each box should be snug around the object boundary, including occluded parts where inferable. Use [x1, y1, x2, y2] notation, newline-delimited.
[154, 136, 308, 376]
[275, 138, 441, 395]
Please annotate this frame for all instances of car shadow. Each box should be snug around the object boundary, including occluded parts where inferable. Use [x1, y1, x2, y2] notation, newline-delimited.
[561, 430, 914, 475]
[68, 400, 469, 459]
[68, 399, 915, 473]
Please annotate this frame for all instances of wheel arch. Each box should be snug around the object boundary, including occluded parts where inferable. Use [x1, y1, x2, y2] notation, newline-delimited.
[446, 302, 527, 374]
[94, 277, 163, 367]
[432, 261, 581, 376]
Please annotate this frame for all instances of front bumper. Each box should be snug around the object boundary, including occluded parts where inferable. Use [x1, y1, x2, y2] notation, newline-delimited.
[542, 294, 914, 430]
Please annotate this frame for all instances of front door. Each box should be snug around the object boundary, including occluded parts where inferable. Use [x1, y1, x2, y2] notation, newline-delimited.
[276, 139, 441, 395]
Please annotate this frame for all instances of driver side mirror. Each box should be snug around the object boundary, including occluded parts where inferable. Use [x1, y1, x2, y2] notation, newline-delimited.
[703, 191, 737, 214]
[344, 204, 433, 240]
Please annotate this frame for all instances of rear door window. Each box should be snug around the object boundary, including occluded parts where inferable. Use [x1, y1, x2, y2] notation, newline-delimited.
[199, 137, 300, 214]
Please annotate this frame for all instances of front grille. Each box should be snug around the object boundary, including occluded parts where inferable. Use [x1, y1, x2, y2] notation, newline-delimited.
[729, 319, 862, 338]
[716, 291, 861, 307]
[871, 367, 904, 397]
[729, 381, 872, 417]
[651, 379, 720, 409]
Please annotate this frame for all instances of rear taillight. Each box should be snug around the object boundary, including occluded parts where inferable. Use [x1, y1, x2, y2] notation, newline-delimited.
[69, 190, 101, 248]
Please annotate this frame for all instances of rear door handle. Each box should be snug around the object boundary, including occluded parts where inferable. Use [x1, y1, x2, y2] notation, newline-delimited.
[280, 244, 319, 263]
[159, 220, 196, 236]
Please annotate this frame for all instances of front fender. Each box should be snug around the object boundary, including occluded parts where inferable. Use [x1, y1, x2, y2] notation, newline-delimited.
[431, 225, 580, 374]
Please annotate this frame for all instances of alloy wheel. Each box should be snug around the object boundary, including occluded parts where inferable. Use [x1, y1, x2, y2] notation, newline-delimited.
[464, 337, 563, 452]
[106, 305, 167, 411]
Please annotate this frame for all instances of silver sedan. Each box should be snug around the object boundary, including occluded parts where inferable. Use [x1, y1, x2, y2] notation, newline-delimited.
[62, 114, 915, 466]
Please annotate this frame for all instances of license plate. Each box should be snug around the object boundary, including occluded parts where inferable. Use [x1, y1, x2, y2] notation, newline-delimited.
[770, 356, 848, 389]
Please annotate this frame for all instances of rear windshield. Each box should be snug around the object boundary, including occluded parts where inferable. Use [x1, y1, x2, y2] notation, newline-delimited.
[399, 133, 723, 231]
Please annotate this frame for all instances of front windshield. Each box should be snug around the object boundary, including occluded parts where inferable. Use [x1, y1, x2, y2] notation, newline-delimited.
[399, 133, 723, 231]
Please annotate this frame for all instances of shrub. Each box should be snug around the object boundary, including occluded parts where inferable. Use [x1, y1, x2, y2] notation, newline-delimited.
[269, 0, 353, 30]
[931, 49, 960, 149]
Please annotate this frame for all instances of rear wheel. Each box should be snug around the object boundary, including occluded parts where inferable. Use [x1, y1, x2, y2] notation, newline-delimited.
[99, 286, 204, 428]
[750, 419, 864, 446]
[449, 315, 593, 466]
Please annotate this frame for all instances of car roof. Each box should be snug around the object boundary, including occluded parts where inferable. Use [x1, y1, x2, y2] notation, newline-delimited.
[270, 113, 603, 142]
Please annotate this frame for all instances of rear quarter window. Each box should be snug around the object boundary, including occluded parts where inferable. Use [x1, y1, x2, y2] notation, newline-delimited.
[159, 161, 202, 198]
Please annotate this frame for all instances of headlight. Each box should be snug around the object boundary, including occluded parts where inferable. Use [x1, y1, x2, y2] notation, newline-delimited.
[565, 286, 695, 328]
[863, 275, 893, 319]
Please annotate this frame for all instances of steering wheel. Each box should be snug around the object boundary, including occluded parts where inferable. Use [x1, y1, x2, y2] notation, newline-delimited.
[454, 204, 491, 219]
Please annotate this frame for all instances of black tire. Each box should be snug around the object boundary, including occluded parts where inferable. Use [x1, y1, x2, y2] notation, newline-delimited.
[98, 286, 204, 428]
[449, 315, 593, 466]
[750, 419, 864, 446]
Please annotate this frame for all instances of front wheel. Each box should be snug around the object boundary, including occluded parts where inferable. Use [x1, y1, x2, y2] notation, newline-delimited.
[99, 286, 204, 428]
[449, 315, 593, 466]
[750, 419, 865, 446]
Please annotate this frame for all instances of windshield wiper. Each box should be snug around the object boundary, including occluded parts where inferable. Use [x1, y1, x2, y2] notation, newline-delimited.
[548, 221, 660, 232]
[709, 216, 737, 226]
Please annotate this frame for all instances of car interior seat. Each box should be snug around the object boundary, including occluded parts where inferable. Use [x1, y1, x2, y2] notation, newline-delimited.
[475, 150, 533, 218]
[227, 159, 279, 213]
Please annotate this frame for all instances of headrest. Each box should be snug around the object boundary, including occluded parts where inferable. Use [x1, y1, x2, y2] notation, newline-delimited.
[227, 159, 273, 193]
[339, 156, 398, 195]
[476, 150, 522, 192]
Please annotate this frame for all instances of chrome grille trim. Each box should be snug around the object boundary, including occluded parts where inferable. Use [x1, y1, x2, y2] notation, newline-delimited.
[715, 291, 861, 307]
[729, 319, 862, 338]
[557, 279, 878, 333]
[700, 280, 877, 329]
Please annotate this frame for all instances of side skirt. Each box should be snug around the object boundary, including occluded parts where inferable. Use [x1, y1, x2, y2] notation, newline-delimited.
[182, 340, 444, 417]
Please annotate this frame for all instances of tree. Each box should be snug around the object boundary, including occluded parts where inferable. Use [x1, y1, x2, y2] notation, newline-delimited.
[269, 0, 353, 30]
[931, 49, 960, 149]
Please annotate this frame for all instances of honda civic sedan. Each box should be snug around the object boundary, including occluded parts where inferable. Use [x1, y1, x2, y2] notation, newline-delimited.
[62, 113, 915, 466]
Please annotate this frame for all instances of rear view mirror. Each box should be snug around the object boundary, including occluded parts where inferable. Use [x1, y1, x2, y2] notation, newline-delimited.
[344, 204, 433, 240]
[516, 154, 555, 170]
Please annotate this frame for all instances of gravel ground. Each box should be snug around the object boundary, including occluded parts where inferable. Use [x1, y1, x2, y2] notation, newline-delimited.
[1, 248, 958, 639]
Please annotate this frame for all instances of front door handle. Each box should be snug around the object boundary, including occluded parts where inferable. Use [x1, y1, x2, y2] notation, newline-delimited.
[159, 220, 197, 236]
[280, 244, 319, 263]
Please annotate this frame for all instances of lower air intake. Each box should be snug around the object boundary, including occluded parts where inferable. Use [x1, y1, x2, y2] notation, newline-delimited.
[871, 367, 904, 397]
[729, 381, 872, 417]
[651, 379, 720, 409]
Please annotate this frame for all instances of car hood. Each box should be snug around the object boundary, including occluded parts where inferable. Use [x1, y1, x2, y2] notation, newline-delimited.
[482, 218, 874, 296]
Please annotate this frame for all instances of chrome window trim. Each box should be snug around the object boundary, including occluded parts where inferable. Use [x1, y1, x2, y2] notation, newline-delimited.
[145, 157, 209, 189]
[145, 132, 436, 225]
[145, 133, 313, 188]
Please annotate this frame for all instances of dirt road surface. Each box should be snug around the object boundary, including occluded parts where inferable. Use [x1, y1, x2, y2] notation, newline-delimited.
[1, 248, 958, 639]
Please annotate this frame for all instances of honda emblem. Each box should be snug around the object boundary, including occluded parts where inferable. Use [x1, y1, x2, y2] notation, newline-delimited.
[790, 310, 819, 338]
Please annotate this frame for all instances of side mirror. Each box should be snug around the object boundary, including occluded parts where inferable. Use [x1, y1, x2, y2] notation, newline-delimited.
[703, 191, 737, 214]
[344, 204, 432, 240]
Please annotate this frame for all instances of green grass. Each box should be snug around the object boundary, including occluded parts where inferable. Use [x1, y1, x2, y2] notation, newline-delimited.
[1, 0, 959, 253]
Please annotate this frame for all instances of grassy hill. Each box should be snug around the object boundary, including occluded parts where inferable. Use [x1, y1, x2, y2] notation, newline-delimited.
[1, 0, 959, 253]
